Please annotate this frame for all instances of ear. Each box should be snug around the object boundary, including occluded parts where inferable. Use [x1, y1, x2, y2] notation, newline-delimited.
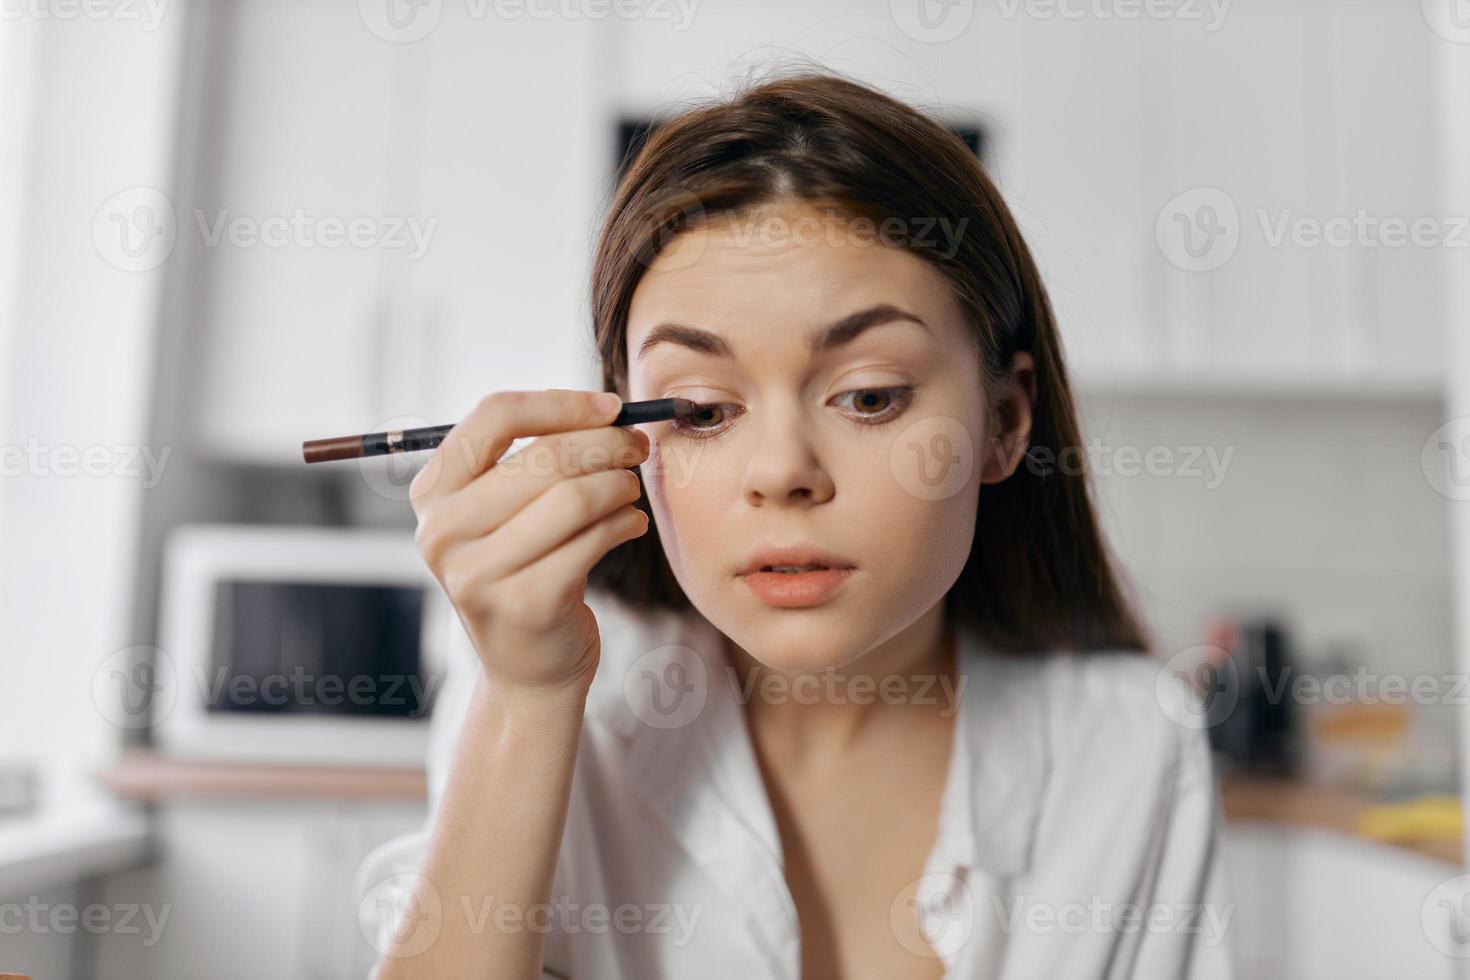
[979, 351, 1036, 485]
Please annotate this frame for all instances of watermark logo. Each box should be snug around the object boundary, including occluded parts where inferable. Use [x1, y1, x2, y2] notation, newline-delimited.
[359, 0, 443, 42]
[357, 415, 435, 502]
[0, 439, 171, 487]
[1156, 187, 1239, 272]
[0, 897, 171, 946]
[1023, 439, 1234, 488]
[634, 187, 709, 274]
[1423, 417, 1470, 501]
[0, 0, 170, 31]
[1423, 874, 1470, 957]
[192, 208, 437, 259]
[992, 895, 1233, 943]
[890, 871, 975, 959]
[1257, 209, 1469, 250]
[93, 187, 177, 272]
[1155, 644, 1238, 731]
[623, 644, 708, 729]
[1422, 0, 1470, 43]
[890, 0, 975, 43]
[889, 415, 975, 501]
[994, 0, 1231, 30]
[92, 645, 177, 730]
[727, 665, 966, 714]
[360, 0, 698, 43]
[92, 645, 441, 727]
[360, 873, 443, 958]
[93, 188, 439, 270]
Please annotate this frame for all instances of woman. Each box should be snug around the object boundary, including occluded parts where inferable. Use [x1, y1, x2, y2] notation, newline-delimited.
[357, 68, 1234, 979]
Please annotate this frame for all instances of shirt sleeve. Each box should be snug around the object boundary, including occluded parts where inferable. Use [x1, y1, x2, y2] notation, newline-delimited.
[1129, 714, 1238, 980]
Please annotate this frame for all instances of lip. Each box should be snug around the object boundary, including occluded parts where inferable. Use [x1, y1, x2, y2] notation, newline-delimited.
[739, 568, 854, 608]
[734, 544, 858, 609]
[735, 544, 859, 578]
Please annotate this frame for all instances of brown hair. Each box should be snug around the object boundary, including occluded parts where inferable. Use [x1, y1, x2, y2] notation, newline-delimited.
[588, 67, 1150, 655]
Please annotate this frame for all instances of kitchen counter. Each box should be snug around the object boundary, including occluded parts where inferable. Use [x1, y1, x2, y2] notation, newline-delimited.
[1220, 773, 1461, 867]
[0, 805, 150, 898]
[95, 753, 1463, 867]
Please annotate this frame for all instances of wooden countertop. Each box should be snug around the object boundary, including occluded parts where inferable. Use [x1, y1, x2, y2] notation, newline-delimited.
[1220, 773, 1462, 867]
[98, 750, 427, 801]
[97, 753, 1462, 867]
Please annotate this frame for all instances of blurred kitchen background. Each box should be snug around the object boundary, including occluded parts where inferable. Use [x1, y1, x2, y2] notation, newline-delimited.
[2, 0, 1470, 977]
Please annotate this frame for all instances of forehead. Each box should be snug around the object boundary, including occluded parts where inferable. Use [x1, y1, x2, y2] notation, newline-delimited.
[625, 203, 966, 367]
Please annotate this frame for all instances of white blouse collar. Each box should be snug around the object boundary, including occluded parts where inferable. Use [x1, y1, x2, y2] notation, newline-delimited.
[592, 604, 1050, 974]
[600, 604, 1049, 868]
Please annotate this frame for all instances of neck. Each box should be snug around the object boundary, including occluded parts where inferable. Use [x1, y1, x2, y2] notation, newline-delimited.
[723, 602, 959, 759]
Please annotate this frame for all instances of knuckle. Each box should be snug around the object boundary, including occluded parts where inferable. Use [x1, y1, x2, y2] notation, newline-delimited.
[552, 474, 601, 519]
[621, 468, 644, 501]
[408, 456, 442, 507]
[496, 575, 549, 622]
[413, 515, 449, 568]
[444, 563, 493, 615]
[474, 390, 521, 429]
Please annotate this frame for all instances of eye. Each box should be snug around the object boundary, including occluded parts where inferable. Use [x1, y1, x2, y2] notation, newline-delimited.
[669, 401, 740, 439]
[833, 385, 915, 424]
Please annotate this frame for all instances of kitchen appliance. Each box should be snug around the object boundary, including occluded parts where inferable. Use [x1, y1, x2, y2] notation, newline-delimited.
[153, 524, 450, 767]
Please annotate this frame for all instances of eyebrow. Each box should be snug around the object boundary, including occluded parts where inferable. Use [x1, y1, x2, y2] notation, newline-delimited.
[635, 303, 931, 362]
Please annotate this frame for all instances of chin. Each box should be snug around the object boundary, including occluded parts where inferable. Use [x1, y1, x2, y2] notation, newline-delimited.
[751, 640, 857, 674]
[710, 612, 871, 674]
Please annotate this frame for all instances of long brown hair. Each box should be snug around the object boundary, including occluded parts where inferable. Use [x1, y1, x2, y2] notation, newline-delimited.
[587, 67, 1150, 655]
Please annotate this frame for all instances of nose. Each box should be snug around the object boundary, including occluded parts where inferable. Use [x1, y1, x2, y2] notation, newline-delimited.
[740, 404, 835, 508]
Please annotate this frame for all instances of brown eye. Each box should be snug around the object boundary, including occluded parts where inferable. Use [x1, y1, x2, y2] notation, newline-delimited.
[669, 402, 736, 439]
[851, 390, 891, 415]
[689, 403, 725, 427]
[834, 386, 915, 425]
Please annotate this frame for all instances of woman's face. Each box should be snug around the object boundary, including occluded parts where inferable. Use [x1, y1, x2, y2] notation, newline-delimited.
[624, 200, 1005, 672]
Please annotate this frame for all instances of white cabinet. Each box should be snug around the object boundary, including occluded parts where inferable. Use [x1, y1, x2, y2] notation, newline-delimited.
[188, 0, 411, 462]
[184, 0, 1449, 466]
[186, 2, 608, 463]
[1155, 0, 1443, 390]
[607, 0, 1446, 396]
[92, 799, 427, 980]
[1226, 824, 1459, 980]
[403, 12, 610, 426]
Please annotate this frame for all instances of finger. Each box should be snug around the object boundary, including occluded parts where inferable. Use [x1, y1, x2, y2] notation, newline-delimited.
[410, 388, 622, 505]
[500, 504, 649, 611]
[440, 467, 643, 588]
[431, 425, 649, 544]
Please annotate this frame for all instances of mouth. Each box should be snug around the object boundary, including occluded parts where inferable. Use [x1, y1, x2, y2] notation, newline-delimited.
[755, 564, 837, 574]
[736, 544, 857, 577]
[735, 546, 858, 608]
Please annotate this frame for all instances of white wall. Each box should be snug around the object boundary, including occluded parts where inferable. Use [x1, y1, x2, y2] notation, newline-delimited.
[0, 8, 186, 811]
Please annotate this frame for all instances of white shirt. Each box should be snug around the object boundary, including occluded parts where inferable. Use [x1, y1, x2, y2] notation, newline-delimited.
[356, 587, 1237, 979]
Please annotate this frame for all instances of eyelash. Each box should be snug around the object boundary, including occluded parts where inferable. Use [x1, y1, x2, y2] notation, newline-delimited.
[668, 386, 917, 440]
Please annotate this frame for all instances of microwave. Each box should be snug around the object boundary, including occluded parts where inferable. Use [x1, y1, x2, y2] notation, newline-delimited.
[153, 524, 452, 767]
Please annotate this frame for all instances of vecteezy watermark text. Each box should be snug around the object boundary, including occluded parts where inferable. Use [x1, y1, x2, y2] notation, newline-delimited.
[991, 895, 1234, 944]
[0, 898, 171, 947]
[0, 439, 170, 488]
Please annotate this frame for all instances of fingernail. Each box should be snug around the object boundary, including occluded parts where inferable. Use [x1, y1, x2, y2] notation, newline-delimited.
[595, 391, 622, 414]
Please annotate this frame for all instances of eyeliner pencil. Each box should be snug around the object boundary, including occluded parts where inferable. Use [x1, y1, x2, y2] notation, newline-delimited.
[302, 397, 699, 464]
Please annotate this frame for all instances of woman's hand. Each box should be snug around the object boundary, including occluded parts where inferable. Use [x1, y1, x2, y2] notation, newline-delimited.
[408, 387, 651, 701]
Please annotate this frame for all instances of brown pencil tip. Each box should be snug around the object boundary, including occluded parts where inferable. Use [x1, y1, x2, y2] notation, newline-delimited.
[302, 435, 363, 463]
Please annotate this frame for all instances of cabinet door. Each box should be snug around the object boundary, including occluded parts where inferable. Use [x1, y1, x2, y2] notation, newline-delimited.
[189, 0, 409, 462]
[404, 14, 610, 425]
[1161, 0, 1441, 387]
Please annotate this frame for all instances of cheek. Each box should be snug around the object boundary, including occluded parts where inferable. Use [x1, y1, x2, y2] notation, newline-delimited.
[639, 437, 731, 578]
[841, 453, 979, 587]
